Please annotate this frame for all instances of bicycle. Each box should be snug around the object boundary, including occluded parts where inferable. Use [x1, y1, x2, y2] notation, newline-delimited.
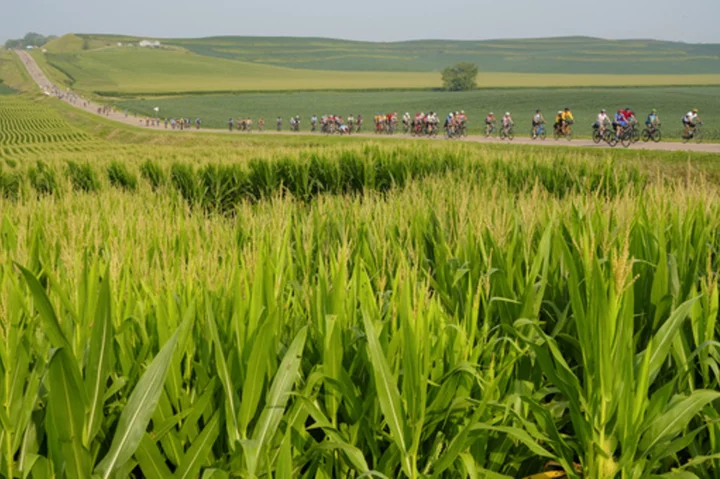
[641, 124, 662, 143]
[681, 122, 703, 144]
[554, 123, 573, 141]
[531, 123, 546, 140]
[499, 125, 515, 141]
[484, 123, 497, 139]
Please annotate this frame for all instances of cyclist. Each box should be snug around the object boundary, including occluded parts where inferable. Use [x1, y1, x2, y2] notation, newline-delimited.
[195, 118, 201, 130]
[485, 112, 496, 135]
[683, 108, 700, 136]
[403, 112, 411, 132]
[594, 109, 611, 135]
[347, 114, 355, 133]
[645, 109, 660, 131]
[258, 118, 265, 132]
[445, 112, 454, 134]
[502, 112, 513, 137]
[228, 118, 234, 132]
[311, 114, 318, 132]
[532, 109, 545, 139]
[356, 114, 363, 132]
[553, 111, 563, 135]
[614, 109, 628, 139]
[277, 116, 282, 132]
[561, 107, 574, 135]
[458, 110, 467, 133]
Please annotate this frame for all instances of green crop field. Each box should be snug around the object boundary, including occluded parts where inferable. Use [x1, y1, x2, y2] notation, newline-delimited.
[0, 94, 719, 478]
[117, 85, 720, 140]
[96, 34, 720, 75]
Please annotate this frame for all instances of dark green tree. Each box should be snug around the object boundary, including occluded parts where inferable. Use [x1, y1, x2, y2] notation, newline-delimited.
[441, 62, 479, 91]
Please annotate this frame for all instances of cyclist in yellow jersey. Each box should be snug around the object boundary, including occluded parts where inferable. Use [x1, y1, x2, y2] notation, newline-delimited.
[561, 107, 574, 135]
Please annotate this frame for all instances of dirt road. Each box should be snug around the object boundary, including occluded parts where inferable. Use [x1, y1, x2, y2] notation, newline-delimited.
[16, 50, 720, 154]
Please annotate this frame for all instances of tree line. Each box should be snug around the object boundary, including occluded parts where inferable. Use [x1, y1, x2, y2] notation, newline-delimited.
[4, 32, 57, 49]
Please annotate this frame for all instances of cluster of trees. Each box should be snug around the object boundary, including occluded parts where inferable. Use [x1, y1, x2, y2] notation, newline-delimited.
[4, 32, 57, 49]
[441, 62, 479, 92]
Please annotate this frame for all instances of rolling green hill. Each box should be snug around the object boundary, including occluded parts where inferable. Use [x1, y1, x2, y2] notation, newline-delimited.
[57, 34, 720, 75]
[29, 34, 720, 97]
[165, 36, 720, 74]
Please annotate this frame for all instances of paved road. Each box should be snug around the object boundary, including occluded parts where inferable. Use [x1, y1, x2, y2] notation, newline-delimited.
[16, 50, 720, 154]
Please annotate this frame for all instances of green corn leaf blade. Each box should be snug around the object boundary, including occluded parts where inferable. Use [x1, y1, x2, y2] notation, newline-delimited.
[238, 322, 272, 438]
[48, 348, 91, 479]
[206, 304, 240, 447]
[275, 432, 293, 479]
[361, 310, 411, 476]
[84, 267, 114, 445]
[174, 411, 220, 479]
[16, 264, 72, 351]
[246, 326, 307, 476]
[470, 424, 554, 458]
[94, 324, 182, 479]
[640, 390, 720, 455]
[298, 396, 371, 473]
[201, 469, 229, 479]
[649, 473, 700, 479]
[135, 434, 173, 479]
[637, 297, 697, 385]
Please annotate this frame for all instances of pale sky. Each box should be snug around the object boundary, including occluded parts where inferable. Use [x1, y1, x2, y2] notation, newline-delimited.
[3, 0, 719, 44]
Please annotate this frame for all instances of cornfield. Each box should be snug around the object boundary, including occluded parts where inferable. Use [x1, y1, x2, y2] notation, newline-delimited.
[0, 96, 718, 479]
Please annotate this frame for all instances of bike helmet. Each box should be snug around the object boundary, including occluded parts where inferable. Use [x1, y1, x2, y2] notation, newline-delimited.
[601, 109, 606, 113]
[651, 108, 657, 113]
[461, 110, 465, 114]
[558, 110, 563, 114]
[505, 112, 510, 116]
[489, 112, 493, 115]
[692, 108, 698, 113]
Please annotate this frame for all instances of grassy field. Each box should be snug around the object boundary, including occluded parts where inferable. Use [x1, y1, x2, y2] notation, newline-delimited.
[80, 34, 720, 75]
[0, 94, 719, 478]
[116, 86, 720, 140]
[39, 48, 440, 95]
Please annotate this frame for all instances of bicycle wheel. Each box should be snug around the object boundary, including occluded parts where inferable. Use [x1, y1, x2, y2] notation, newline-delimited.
[539, 129, 546, 140]
[566, 128, 573, 141]
[652, 130, 662, 143]
[554, 128, 561, 140]
[530, 129, 537, 140]
[695, 129, 703, 143]
[508, 129, 515, 141]
[641, 129, 651, 142]
[607, 136, 618, 147]
[592, 129, 602, 144]
[631, 127, 640, 143]
[621, 132, 632, 148]
[681, 129, 690, 144]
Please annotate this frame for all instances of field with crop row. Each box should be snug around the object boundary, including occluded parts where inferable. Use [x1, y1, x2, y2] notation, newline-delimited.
[0, 94, 719, 478]
[0, 97, 95, 146]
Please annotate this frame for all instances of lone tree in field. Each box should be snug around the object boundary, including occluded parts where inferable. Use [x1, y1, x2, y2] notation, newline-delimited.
[441, 62, 478, 91]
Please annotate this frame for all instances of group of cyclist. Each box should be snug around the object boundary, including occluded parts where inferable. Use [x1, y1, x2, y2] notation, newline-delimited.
[590, 107, 702, 143]
[228, 107, 702, 143]
[228, 117, 264, 132]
